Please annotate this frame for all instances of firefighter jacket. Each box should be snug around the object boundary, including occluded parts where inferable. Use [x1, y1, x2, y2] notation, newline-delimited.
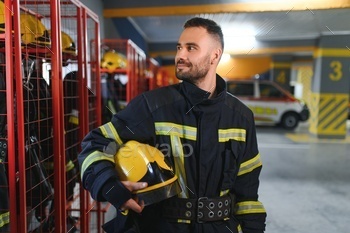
[78, 75, 266, 233]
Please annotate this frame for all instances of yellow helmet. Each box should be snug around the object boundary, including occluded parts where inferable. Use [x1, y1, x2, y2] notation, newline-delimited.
[115, 140, 181, 206]
[48, 30, 77, 56]
[61, 31, 77, 56]
[0, 1, 5, 33]
[101, 50, 127, 72]
[20, 14, 50, 46]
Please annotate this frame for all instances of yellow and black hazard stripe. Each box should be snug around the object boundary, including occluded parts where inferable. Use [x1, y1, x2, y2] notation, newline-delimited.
[309, 93, 348, 137]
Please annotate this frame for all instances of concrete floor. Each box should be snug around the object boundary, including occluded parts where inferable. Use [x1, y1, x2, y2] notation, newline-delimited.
[257, 122, 350, 233]
[101, 122, 350, 233]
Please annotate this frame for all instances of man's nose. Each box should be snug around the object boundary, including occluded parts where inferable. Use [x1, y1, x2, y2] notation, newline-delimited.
[175, 50, 187, 61]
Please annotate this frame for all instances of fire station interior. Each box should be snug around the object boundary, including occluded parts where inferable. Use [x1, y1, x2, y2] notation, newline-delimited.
[0, 0, 349, 232]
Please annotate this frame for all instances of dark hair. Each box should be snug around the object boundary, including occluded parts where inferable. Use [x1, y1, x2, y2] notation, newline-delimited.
[183, 17, 224, 50]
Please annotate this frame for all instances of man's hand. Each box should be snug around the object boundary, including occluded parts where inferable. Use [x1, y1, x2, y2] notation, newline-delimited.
[120, 181, 148, 213]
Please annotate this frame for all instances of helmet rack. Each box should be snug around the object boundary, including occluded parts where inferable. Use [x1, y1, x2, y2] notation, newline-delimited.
[99, 39, 162, 123]
[0, 0, 104, 232]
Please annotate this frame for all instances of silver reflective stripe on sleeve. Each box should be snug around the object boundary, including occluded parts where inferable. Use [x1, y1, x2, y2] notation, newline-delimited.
[80, 150, 115, 179]
[99, 122, 123, 146]
[235, 201, 266, 215]
[237, 153, 262, 176]
[155, 122, 197, 141]
[218, 128, 246, 142]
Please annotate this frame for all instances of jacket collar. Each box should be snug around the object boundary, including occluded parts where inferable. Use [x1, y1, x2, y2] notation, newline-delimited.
[180, 74, 226, 106]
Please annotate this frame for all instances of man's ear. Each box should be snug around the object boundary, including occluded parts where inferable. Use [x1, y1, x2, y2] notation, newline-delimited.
[211, 48, 222, 64]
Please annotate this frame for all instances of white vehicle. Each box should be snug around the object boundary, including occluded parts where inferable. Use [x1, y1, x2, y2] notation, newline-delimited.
[227, 79, 309, 130]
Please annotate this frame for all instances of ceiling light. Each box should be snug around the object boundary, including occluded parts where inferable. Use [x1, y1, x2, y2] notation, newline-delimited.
[224, 35, 256, 53]
[221, 53, 231, 62]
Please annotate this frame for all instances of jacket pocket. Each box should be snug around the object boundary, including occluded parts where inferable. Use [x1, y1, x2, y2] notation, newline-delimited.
[220, 144, 238, 191]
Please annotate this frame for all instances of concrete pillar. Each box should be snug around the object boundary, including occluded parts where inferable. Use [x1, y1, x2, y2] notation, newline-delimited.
[310, 35, 350, 139]
[270, 55, 292, 92]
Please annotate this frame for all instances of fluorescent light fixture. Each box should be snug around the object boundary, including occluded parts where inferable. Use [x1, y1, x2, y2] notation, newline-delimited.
[224, 35, 256, 52]
[222, 26, 256, 53]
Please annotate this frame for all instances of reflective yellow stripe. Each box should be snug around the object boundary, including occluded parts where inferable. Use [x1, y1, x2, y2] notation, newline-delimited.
[66, 160, 75, 172]
[237, 224, 243, 233]
[220, 189, 229, 196]
[69, 115, 79, 125]
[170, 135, 189, 198]
[107, 100, 117, 115]
[218, 128, 246, 142]
[235, 201, 266, 215]
[177, 219, 191, 224]
[155, 122, 197, 141]
[99, 122, 123, 145]
[43, 160, 75, 172]
[80, 151, 115, 179]
[238, 153, 262, 176]
[0, 211, 9, 228]
[121, 209, 129, 216]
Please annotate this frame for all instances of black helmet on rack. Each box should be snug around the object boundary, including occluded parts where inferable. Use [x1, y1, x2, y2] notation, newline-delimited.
[114, 140, 181, 206]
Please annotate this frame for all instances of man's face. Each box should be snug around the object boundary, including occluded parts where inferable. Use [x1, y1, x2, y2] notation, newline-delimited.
[175, 26, 215, 84]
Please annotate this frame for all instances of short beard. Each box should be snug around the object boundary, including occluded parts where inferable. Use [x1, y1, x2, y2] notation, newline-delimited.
[175, 56, 210, 85]
[176, 71, 207, 85]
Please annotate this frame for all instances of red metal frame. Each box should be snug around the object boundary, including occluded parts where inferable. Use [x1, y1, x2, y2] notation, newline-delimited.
[100, 39, 147, 105]
[79, 7, 89, 233]
[2, 0, 102, 232]
[4, 0, 19, 232]
[50, 0, 66, 231]
[146, 58, 160, 90]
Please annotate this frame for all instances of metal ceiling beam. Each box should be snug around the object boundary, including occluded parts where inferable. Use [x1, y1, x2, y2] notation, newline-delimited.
[104, 0, 350, 18]
[149, 46, 316, 58]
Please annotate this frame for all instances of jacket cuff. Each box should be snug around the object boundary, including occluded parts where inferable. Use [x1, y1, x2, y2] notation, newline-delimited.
[101, 178, 132, 209]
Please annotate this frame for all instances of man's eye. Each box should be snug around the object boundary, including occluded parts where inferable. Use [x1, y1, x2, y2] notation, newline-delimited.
[176, 46, 181, 50]
[188, 46, 195, 50]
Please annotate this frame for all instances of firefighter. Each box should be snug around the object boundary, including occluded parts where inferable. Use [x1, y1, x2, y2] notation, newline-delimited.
[78, 17, 266, 233]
